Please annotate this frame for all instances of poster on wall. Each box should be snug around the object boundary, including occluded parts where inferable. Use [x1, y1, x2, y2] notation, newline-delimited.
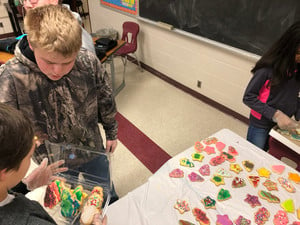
[100, 0, 138, 15]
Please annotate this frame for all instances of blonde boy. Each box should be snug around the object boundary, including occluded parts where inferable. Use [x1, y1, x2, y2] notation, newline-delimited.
[0, 5, 119, 202]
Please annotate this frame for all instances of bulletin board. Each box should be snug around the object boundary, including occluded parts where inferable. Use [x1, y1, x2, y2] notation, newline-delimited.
[100, 0, 138, 15]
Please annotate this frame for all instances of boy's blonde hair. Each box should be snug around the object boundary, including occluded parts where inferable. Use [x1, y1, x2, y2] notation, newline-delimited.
[24, 4, 82, 56]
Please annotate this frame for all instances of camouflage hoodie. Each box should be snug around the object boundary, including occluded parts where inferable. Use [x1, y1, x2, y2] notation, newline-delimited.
[0, 39, 118, 157]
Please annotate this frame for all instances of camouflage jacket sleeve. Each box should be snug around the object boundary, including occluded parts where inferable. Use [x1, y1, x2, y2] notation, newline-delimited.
[0, 63, 18, 107]
[92, 55, 118, 140]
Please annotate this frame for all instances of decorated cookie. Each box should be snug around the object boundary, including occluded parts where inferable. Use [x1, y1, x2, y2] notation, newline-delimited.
[179, 220, 195, 225]
[227, 146, 238, 156]
[194, 141, 204, 152]
[203, 146, 216, 155]
[248, 175, 260, 188]
[292, 222, 300, 225]
[199, 164, 210, 176]
[180, 158, 195, 168]
[216, 214, 233, 225]
[203, 137, 218, 145]
[169, 168, 184, 178]
[210, 156, 225, 166]
[280, 199, 295, 213]
[174, 199, 190, 214]
[242, 160, 254, 172]
[191, 152, 205, 162]
[215, 142, 226, 152]
[201, 196, 216, 209]
[232, 177, 246, 188]
[220, 152, 236, 163]
[297, 208, 300, 219]
[44, 181, 62, 209]
[278, 177, 296, 193]
[271, 165, 285, 174]
[234, 216, 251, 225]
[258, 190, 280, 203]
[217, 188, 231, 201]
[215, 168, 232, 178]
[188, 172, 204, 182]
[288, 172, 300, 184]
[254, 207, 270, 225]
[257, 167, 271, 178]
[229, 163, 243, 174]
[211, 174, 225, 186]
[244, 194, 261, 208]
[193, 208, 210, 225]
[273, 210, 289, 225]
[263, 179, 278, 191]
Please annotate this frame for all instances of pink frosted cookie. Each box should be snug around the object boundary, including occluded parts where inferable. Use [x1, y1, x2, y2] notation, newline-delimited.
[216, 214, 233, 225]
[199, 164, 210, 176]
[191, 152, 205, 162]
[203, 146, 216, 155]
[292, 222, 300, 225]
[194, 141, 204, 152]
[203, 137, 218, 145]
[234, 216, 251, 225]
[228, 146, 238, 156]
[229, 163, 243, 174]
[220, 152, 236, 163]
[262, 179, 278, 191]
[180, 158, 195, 168]
[188, 172, 204, 182]
[280, 199, 295, 213]
[273, 210, 289, 225]
[244, 194, 261, 208]
[232, 177, 246, 188]
[174, 199, 190, 214]
[215, 142, 226, 152]
[169, 168, 184, 178]
[278, 177, 296, 193]
[209, 155, 225, 166]
[271, 165, 285, 174]
[254, 207, 270, 225]
[201, 196, 216, 209]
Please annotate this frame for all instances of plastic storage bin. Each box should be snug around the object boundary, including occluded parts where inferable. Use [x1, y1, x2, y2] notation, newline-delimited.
[43, 141, 112, 224]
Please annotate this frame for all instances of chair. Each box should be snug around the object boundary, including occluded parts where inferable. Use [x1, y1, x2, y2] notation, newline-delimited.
[114, 21, 142, 94]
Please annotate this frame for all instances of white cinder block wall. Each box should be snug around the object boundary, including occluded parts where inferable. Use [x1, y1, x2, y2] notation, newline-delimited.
[88, 0, 260, 118]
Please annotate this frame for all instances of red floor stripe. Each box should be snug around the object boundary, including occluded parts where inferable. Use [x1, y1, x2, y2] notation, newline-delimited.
[116, 112, 172, 173]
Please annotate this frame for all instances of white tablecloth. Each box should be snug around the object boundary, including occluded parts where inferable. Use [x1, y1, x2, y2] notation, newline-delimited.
[106, 129, 300, 225]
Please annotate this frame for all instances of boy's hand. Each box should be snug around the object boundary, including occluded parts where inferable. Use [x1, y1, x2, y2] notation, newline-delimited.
[22, 158, 68, 190]
[92, 214, 107, 225]
[106, 139, 117, 153]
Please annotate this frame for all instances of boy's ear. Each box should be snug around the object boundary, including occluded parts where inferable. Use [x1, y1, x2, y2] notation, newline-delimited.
[0, 169, 7, 181]
[28, 41, 33, 51]
[50, 0, 59, 5]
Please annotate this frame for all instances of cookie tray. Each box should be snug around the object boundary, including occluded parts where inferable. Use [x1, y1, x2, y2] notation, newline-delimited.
[269, 127, 300, 154]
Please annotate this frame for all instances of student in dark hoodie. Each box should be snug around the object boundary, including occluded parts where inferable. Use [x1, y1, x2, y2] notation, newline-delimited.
[243, 21, 300, 151]
[0, 103, 107, 225]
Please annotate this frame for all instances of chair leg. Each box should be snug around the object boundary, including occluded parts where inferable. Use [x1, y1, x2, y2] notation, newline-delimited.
[133, 53, 143, 72]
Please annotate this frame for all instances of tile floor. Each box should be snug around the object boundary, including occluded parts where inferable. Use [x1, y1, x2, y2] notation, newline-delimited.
[107, 58, 249, 198]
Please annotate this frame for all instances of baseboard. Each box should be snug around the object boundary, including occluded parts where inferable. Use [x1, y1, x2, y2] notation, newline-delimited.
[127, 56, 249, 125]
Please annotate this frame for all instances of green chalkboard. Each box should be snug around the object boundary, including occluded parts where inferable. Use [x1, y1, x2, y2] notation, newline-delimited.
[139, 0, 300, 55]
